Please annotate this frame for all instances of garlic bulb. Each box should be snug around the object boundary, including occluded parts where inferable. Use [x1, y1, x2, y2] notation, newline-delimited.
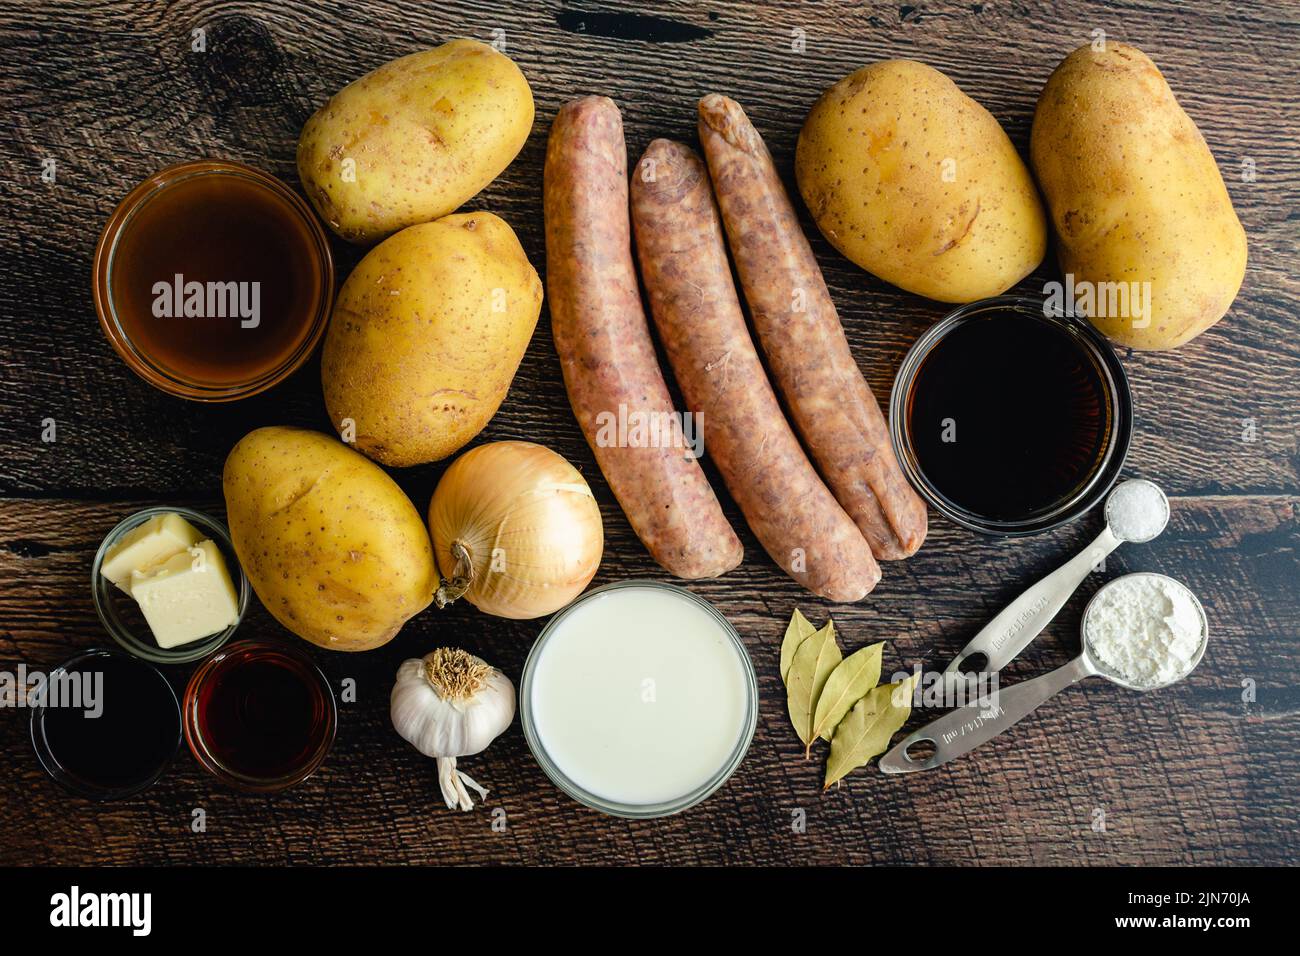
[427, 441, 603, 619]
[391, 648, 515, 811]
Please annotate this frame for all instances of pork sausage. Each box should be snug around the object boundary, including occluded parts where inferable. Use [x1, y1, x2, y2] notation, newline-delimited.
[630, 138, 880, 602]
[544, 97, 743, 579]
[698, 94, 928, 559]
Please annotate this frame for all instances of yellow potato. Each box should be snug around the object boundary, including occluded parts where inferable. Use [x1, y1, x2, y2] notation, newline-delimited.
[796, 60, 1047, 303]
[297, 39, 533, 244]
[223, 426, 436, 651]
[321, 212, 542, 467]
[1031, 43, 1247, 350]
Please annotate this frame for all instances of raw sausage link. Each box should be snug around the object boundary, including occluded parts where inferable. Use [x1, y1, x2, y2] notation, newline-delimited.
[544, 97, 743, 579]
[630, 138, 880, 602]
[698, 95, 928, 560]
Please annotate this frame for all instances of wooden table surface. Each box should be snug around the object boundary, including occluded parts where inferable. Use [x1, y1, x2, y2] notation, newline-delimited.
[1, 0, 1297, 867]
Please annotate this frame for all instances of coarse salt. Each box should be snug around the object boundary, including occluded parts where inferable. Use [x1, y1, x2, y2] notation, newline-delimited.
[1084, 575, 1204, 687]
[1106, 479, 1169, 542]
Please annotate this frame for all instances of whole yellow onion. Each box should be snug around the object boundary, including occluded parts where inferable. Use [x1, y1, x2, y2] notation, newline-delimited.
[428, 441, 603, 619]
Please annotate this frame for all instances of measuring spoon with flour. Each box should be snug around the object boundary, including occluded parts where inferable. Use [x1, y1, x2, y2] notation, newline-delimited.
[880, 572, 1207, 773]
[942, 478, 1169, 678]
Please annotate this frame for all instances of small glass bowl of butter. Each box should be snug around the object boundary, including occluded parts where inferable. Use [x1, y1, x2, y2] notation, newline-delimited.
[92, 507, 249, 664]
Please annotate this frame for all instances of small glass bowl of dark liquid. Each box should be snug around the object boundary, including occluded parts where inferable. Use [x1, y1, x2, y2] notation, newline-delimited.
[93, 160, 334, 402]
[30, 649, 181, 800]
[890, 295, 1133, 536]
[183, 641, 336, 792]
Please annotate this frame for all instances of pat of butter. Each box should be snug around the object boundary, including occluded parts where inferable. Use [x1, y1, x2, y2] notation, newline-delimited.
[101, 513, 203, 594]
[130, 539, 240, 649]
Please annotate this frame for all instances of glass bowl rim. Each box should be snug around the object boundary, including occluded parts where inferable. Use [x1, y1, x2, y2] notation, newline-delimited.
[91, 506, 249, 664]
[888, 294, 1134, 537]
[519, 579, 759, 819]
[182, 639, 338, 793]
[90, 158, 335, 403]
[29, 646, 181, 801]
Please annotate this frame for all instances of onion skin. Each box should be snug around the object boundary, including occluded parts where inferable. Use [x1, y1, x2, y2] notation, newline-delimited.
[428, 441, 604, 619]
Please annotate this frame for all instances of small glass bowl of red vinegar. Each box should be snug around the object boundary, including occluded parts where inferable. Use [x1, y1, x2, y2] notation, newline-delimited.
[183, 640, 337, 792]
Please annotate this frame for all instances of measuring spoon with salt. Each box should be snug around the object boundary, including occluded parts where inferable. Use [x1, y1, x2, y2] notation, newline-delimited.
[942, 478, 1169, 678]
[880, 572, 1207, 774]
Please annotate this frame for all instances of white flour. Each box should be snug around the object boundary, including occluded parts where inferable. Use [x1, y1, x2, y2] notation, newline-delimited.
[1106, 479, 1168, 542]
[1085, 575, 1204, 687]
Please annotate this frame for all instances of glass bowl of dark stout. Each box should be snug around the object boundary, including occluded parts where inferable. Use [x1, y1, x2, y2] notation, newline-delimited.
[30, 648, 182, 800]
[890, 295, 1133, 536]
[183, 641, 337, 792]
[93, 160, 334, 401]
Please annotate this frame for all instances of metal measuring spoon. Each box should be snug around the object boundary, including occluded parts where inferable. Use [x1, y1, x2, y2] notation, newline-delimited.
[942, 478, 1169, 677]
[880, 572, 1206, 774]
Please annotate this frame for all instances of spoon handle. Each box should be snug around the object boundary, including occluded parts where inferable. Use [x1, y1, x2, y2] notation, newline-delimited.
[943, 526, 1119, 676]
[879, 656, 1093, 774]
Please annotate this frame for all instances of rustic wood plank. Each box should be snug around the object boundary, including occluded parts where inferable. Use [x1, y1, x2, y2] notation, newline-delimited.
[0, 0, 1297, 867]
[0, 0, 1297, 498]
[0, 493, 1294, 865]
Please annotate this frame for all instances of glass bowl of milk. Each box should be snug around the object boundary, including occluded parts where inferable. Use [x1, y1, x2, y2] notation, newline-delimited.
[521, 581, 758, 818]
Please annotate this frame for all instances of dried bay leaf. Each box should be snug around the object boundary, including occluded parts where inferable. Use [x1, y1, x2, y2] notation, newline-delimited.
[786, 620, 841, 755]
[811, 642, 883, 743]
[779, 608, 817, 684]
[824, 674, 919, 789]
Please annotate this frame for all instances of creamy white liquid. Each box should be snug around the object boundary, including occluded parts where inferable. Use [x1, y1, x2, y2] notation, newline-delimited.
[529, 586, 751, 806]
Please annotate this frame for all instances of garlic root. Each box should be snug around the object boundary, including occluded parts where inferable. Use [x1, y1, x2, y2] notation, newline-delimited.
[438, 757, 489, 811]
